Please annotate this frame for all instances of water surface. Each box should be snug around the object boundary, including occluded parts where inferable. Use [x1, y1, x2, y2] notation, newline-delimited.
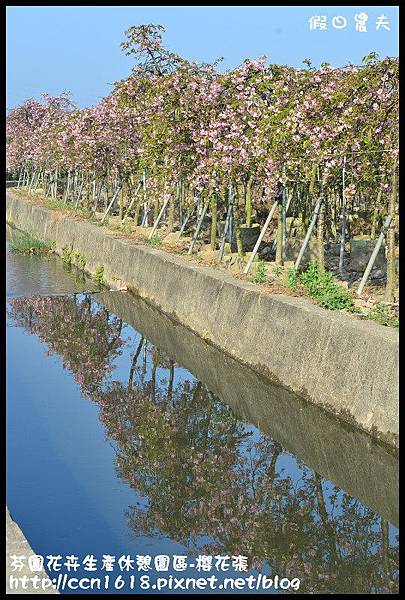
[6, 233, 399, 594]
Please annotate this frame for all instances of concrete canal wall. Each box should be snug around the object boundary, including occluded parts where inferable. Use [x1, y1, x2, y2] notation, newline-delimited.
[6, 192, 399, 446]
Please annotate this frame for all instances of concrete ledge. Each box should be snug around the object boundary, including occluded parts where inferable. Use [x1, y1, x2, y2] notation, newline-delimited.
[6, 192, 399, 445]
[6, 507, 59, 594]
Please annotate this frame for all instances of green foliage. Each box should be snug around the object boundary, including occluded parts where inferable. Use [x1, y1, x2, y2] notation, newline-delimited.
[9, 231, 52, 255]
[121, 221, 133, 234]
[253, 258, 267, 284]
[76, 206, 94, 220]
[147, 234, 162, 246]
[72, 250, 86, 269]
[43, 198, 65, 210]
[273, 265, 282, 276]
[362, 52, 380, 66]
[367, 303, 399, 328]
[299, 261, 354, 311]
[286, 266, 298, 290]
[61, 245, 74, 265]
[94, 264, 104, 285]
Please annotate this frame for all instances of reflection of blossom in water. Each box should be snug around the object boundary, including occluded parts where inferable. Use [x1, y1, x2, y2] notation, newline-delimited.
[8, 296, 399, 593]
[8, 295, 125, 391]
[93, 380, 399, 594]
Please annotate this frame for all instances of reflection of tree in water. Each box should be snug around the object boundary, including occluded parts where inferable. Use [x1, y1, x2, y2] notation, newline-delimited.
[9, 296, 399, 593]
[8, 294, 124, 391]
[96, 376, 398, 593]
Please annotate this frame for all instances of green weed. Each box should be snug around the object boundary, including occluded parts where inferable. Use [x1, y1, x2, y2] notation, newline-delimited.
[367, 303, 399, 328]
[62, 245, 74, 265]
[297, 261, 354, 311]
[286, 266, 298, 290]
[9, 231, 52, 255]
[94, 264, 104, 285]
[147, 235, 162, 246]
[253, 258, 267, 284]
[72, 250, 86, 269]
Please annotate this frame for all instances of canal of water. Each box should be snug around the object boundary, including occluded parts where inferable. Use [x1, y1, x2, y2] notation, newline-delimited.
[6, 226, 399, 594]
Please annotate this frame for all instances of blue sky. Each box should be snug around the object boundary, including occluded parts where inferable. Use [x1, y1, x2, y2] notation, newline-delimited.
[6, 5, 399, 110]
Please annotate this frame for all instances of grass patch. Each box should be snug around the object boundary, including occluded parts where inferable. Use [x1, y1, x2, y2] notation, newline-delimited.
[62, 245, 74, 265]
[287, 261, 354, 311]
[72, 250, 86, 269]
[253, 258, 267, 284]
[9, 231, 53, 255]
[94, 264, 104, 285]
[147, 234, 162, 246]
[367, 303, 399, 328]
[286, 262, 399, 327]
[43, 198, 66, 210]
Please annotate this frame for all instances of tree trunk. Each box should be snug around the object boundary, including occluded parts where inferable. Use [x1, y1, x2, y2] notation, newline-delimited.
[167, 192, 175, 233]
[210, 193, 217, 250]
[119, 185, 124, 222]
[381, 517, 390, 576]
[233, 199, 245, 258]
[385, 166, 398, 302]
[128, 336, 144, 390]
[245, 176, 253, 227]
[167, 360, 175, 405]
[317, 202, 325, 272]
[371, 189, 382, 240]
[314, 472, 338, 565]
[275, 205, 283, 265]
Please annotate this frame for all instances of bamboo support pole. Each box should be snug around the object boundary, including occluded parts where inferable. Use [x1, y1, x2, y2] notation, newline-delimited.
[17, 168, 23, 188]
[93, 178, 105, 211]
[357, 216, 392, 296]
[141, 203, 150, 227]
[148, 194, 170, 240]
[121, 181, 142, 224]
[187, 199, 209, 255]
[179, 205, 196, 237]
[244, 197, 279, 274]
[101, 183, 122, 224]
[294, 196, 324, 271]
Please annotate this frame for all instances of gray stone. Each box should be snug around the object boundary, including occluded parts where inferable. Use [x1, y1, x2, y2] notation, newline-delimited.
[6, 507, 59, 594]
[326, 242, 345, 257]
[231, 225, 261, 252]
[259, 246, 273, 260]
[348, 239, 386, 272]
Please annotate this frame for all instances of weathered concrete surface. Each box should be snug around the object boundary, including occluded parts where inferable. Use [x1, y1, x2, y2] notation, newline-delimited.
[6, 192, 399, 445]
[97, 290, 399, 527]
[6, 507, 59, 594]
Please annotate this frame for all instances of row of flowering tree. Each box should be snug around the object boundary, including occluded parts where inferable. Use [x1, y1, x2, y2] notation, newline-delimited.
[6, 25, 399, 295]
